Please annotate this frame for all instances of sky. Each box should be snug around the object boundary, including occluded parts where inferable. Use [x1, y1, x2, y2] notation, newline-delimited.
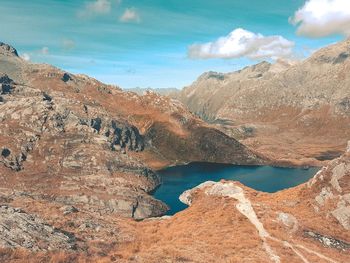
[0, 0, 348, 89]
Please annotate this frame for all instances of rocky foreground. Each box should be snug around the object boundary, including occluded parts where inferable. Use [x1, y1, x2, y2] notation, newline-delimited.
[174, 40, 350, 167]
[0, 144, 349, 262]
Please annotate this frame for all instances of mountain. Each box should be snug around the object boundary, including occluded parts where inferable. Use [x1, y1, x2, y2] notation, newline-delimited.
[0, 41, 349, 262]
[175, 40, 350, 167]
[0, 41, 261, 224]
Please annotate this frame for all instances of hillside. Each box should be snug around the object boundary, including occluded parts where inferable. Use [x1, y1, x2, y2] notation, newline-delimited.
[176, 40, 350, 167]
[0, 41, 261, 223]
[2, 140, 349, 262]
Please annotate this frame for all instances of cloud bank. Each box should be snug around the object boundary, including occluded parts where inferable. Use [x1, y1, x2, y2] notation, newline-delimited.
[291, 0, 350, 37]
[120, 8, 140, 23]
[188, 28, 294, 60]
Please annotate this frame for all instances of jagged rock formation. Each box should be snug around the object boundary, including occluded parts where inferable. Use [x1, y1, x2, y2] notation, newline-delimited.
[175, 40, 350, 166]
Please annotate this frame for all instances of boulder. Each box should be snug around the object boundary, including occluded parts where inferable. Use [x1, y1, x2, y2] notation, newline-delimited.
[0, 205, 76, 251]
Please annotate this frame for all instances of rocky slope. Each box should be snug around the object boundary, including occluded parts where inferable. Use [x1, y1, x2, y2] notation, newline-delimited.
[0, 41, 261, 225]
[175, 40, 350, 166]
[1, 145, 349, 262]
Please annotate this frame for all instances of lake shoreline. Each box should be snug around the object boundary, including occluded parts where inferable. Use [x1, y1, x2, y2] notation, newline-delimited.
[154, 163, 319, 215]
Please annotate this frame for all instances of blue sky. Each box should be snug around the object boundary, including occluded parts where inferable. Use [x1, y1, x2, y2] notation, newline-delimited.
[0, 0, 344, 89]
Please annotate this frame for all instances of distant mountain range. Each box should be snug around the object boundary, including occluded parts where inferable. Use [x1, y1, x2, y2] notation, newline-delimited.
[174, 40, 350, 167]
[124, 87, 180, 96]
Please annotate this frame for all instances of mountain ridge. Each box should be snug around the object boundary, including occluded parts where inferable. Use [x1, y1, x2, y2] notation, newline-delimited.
[174, 39, 350, 167]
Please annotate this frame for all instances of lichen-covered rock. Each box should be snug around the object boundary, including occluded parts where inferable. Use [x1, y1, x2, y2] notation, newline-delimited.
[0, 205, 76, 251]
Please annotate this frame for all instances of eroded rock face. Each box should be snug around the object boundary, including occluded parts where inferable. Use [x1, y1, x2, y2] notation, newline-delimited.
[0, 205, 76, 251]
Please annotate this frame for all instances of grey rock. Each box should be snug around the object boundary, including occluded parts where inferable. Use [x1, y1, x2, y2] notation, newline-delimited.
[304, 230, 350, 251]
[0, 73, 14, 94]
[0, 42, 18, 57]
[61, 73, 72, 82]
[59, 205, 79, 215]
[0, 205, 76, 251]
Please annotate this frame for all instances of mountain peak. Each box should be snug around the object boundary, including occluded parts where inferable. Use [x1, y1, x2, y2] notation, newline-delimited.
[198, 71, 226, 81]
[0, 42, 19, 57]
[309, 39, 350, 65]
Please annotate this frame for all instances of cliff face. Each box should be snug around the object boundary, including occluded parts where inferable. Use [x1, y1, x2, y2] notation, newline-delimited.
[176, 40, 350, 166]
[0, 42, 260, 223]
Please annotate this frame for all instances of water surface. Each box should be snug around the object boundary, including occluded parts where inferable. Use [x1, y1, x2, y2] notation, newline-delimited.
[154, 163, 318, 215]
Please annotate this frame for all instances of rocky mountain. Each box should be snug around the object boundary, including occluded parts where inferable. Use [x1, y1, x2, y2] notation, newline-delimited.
[1, 40, 349, 262]
[175, 40, 350, 167]
[0, 38, 261, 230]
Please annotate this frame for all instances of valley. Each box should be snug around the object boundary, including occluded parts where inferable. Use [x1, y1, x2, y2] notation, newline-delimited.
[0, 39, 349, 263]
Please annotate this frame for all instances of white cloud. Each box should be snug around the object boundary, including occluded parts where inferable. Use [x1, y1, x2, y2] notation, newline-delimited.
[291, 0, 350, 37]
[119, 8, 140, 23]
[78, 0, 121, 18]
[21, 53, 31, 61]
[188, 28, 295, 60]
[20, 46, 49, 61]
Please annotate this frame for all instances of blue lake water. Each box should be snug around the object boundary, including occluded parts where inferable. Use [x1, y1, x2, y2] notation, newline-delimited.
[154, 163, 319, 215]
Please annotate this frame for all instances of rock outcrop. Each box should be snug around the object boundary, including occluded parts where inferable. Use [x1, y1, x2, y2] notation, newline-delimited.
[0, 42, 18, 57]
[0, 205, 76, 251]
[0, 74, 14, 94]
